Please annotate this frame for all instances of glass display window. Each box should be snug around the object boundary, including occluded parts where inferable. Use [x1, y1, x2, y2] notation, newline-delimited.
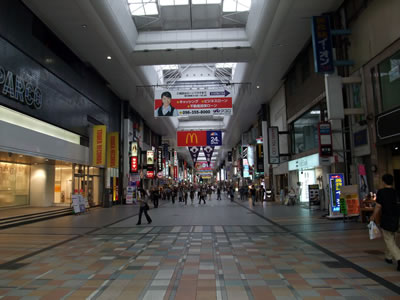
[54, 164, 73, 204]
[379, 50, 400, 112]
[0, 162, 30, 208]
[291, 105, 323, 154]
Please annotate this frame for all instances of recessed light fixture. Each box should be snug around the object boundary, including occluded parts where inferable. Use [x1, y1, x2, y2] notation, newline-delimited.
[19, 155, 23, 158]
[256, 85, 260, 89]
[107, 56, 112, 60]
[395, 147, 399, 151]
[81, 24, 87, 28]
[45, 159, 49, 161]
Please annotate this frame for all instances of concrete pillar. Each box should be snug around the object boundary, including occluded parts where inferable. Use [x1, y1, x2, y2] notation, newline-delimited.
[30, 164, 54, 207]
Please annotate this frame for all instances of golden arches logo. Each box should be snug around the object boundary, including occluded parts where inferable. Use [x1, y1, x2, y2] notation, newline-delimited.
[185, 133, 198, 144]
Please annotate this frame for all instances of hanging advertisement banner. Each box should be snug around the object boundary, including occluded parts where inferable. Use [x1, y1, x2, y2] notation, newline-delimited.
[268, 127, 280, 164]
[147, 170, 155, 179]
[107, 132, 119, 168]
[130, 156, 138, 173]
[93, 125, 106, 167]
[146, 150, 154, 165]
[195, 162, 215, 171]
[130, 142, 138, 157]
[311, 15, 334, 73]
[188, 146, 200, 164]
[154, 88, 232, 117]
[328, 173, 344, 218]
[177, 130, 222, 147]
[174, 166, 178, 179]
[358, 164, 369, 200]
[174, 150, 178, 166]
[318, 122, 332, 157]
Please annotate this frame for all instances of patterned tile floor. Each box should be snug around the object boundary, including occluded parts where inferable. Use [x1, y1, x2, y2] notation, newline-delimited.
[0, 195, 399, 299]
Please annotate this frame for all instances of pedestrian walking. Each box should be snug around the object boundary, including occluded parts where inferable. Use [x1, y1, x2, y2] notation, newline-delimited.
[136, 189, 152, 225]
[370, 174, 400, 270]
[217, 186, 222, 200]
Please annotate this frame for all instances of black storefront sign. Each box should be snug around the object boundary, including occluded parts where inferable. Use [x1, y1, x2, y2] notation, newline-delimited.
[0, 65, 43, 109]
[256, 144, 264, 172]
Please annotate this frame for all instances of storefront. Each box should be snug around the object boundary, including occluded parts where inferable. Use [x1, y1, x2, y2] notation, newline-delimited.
[288, 153, 325, 204]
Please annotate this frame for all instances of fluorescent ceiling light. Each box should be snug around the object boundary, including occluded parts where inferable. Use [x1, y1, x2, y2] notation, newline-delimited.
[310, 110, 320, 114]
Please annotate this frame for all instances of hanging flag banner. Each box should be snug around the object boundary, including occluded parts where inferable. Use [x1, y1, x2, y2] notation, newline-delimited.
[147, 150, 154, 171]
[92, 125, 106, 167]
[107, 132, 119, 168]
[154, 88, 233, 117]
[177, 130, 222, 147]
[188, 146, 200, 164]
[202, 146, 215, 166]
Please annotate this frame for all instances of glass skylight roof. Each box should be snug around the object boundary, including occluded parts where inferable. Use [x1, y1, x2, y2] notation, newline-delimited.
[129, 0, 158, 16]
[223, 0, 251, 12]
[192, 0, 222, 4]
[159, 0, 189, 6]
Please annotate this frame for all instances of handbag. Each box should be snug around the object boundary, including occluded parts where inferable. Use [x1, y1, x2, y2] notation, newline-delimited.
[144, 203, 150, 210]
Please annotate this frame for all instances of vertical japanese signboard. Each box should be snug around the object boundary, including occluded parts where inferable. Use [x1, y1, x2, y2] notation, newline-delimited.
[130, 156, 138, 173]
[157, 147, 163, 172]
[93, 125, 106, 167]
[328, 173, 344, 217]
[318, 122, 333, 157]
[107, 132, 119, 168]
[312, 15, 334, 73]
[268, 127, 280, 164]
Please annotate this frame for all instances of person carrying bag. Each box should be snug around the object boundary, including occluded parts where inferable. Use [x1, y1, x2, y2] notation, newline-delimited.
[370, 174, 400, 269]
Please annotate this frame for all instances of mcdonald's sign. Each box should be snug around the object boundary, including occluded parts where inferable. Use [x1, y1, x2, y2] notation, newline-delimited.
[177, 131, 207, 147]
[177, 130, 222, 147]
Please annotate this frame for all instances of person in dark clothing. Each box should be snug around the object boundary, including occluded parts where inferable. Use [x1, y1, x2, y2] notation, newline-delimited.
[199, 187, 206, 204]
[136, 189, 152, 225]
[217, 187, 221, 200]
[151, 188, 159, 208]
[371, 174, 400, 270]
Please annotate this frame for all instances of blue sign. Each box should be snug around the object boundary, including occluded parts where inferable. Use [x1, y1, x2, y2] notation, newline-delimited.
[206, 131, 222, 146]
[312, 15, 334, 73]
[329, 173, 344, 213]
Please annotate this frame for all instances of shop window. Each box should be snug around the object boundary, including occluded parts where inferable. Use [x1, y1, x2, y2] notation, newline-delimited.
[0, 162, 30, 208]
[54, 164, 73, 204]
[379, 50, 400, 112]
[291, 106, 321, 154]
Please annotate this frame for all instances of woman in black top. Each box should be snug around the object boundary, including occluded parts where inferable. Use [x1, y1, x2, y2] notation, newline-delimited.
[371, 174, 400, 270]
